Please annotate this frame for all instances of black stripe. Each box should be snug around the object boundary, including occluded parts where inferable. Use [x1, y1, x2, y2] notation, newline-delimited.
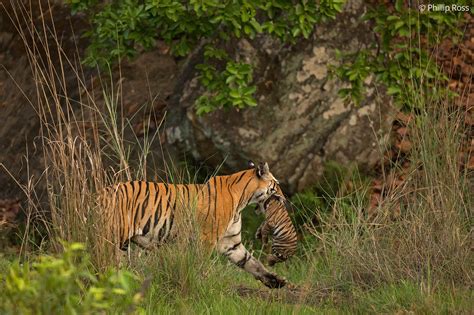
[232, 171, 247, 186]
[154, 184, 166, 227]
[236, 177, 253, 208]
[141, 181, 150, 222]
[121, 184, 129, 243]
[162, 184, 174, 240]
[224, 231, 241, 238]
[133, 181, 144, 229]
[204, 181, 212, 222]
[225, 241, 241, 255]
[170, 185, 177, 212]
[236, 252, 251, 268]
[117, 185, 126, 242]
[167, 208, 175, 241]
[156, 183, 170, 241]
[165, 185, 177, 240]
[123, 183, 134, 240]
[143, 217, 151, 235]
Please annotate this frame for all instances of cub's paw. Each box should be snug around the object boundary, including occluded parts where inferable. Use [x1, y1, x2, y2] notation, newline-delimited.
[259, 272, 287, 289]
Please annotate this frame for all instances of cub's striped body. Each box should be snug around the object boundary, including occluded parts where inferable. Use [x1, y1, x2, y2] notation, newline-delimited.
[256, 195, 298, 266]
[99, 162, 286, 288]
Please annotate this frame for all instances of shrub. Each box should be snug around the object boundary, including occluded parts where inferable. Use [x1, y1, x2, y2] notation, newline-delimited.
[333, 0, 469, 109]
[0, 242, 143, 314]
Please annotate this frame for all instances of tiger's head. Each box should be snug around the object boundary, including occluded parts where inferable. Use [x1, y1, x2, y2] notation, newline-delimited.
[247, 161, 280, 205]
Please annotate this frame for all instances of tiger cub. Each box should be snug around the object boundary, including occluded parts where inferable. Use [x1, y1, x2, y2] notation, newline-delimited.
[255, 194, 297, 266]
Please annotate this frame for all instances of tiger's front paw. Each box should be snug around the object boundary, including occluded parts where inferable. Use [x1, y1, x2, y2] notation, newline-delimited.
[259, 272, 287, 289]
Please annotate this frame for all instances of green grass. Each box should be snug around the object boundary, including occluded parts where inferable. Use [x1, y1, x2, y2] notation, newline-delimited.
[1, 246, 472, 314]
[134, 256, 472, 314]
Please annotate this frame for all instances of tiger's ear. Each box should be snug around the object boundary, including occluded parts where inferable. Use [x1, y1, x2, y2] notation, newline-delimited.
[257, 162, 269, 178]
[248, 160, 255, 168]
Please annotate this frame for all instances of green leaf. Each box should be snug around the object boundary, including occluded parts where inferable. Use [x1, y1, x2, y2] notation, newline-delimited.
[249, 19, 262, 33]
[242, 85, 256, 95]
[394, 20, 405, 30]
[244, 25, 253, 36]
[386, 15, 400, 21]
[229, 89, 241, 98]
[395, 0, 404, 12]
[292, 27, 301, 37]
[398, 26, 411, 37]
[387, 86, 401, 95]
[243, 96, 257, 106]
[232, 98, 243, 106]
[225, 75, 236, 84]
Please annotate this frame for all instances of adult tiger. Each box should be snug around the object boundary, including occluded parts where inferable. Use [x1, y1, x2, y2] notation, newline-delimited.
[255, 194, 298, 266]
[99, 162, 286, 288]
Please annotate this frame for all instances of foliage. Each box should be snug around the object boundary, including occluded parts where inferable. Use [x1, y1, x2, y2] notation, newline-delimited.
[333, 0, 468, 109]
[290, 161, 370, 230]
[66, 0, 345, 114]
[0, 242, 143, 315]
[195, 59, 257, 114]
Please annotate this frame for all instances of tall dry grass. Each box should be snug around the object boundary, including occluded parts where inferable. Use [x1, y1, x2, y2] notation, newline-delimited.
[304, 96, 473, 291]
[2, 1, 176, 270]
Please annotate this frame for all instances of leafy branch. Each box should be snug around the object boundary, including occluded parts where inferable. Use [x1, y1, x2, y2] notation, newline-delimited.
[67, 0, 345, 114]
[333, 0, 466, 109]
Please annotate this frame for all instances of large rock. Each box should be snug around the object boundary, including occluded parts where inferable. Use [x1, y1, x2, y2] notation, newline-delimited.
[0, 2, 178, 200]
[165, 0, 394, 193]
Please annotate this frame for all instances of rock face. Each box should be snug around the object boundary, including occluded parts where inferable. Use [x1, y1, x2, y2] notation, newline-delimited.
[165, 0, 394, 193]
[0, 1, 94, 200]
[1, 0, 393, 199]
[0, 2, 177, 200]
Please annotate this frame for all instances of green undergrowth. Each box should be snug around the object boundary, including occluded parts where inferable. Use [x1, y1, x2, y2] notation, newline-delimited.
[1, 241, 471, 314]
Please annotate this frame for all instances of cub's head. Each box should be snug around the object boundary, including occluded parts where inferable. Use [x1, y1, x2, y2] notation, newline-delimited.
[247, 161, 280, 205]
[255, 185, 286, 215]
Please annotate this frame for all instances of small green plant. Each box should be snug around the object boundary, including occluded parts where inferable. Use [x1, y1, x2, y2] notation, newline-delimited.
[333, 0, 467, 109]
[0, 242, 143, 314]
[66, 0, 345, 114]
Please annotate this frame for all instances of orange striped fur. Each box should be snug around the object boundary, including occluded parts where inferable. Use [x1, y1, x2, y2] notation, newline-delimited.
[99, 162, 287, 288]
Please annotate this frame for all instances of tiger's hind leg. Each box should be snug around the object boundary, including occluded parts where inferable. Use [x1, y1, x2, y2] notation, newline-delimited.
[131, 235, 158, 250]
